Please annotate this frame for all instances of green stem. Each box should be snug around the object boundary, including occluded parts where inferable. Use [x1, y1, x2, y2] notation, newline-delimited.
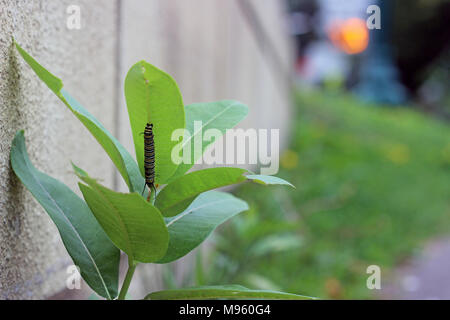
[118, 260, 137, 300]
[150, 184, 157, 205]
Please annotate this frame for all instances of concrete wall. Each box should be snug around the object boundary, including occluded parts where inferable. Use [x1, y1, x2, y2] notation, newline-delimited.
[0, 0, 118, 299]
[0, 0, 293, 299]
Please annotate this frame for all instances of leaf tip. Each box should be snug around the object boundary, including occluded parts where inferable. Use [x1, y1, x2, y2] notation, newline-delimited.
[246, 174, 295, 188]
[11, 130, 25, 150]
[71, 162, 89, 178]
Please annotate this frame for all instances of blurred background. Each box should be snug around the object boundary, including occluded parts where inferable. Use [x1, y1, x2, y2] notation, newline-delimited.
[0, 0, 449, 299]
[189, 0, 450, 300]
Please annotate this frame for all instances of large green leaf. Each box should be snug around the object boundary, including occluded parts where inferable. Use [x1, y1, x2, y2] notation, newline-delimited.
[156, 169, 294, 217]
[168, 100, 248, 182]
[157, 191, 248, 264]
[10, 131, 120, 299]
[145, 285, 316, 300]
[124, 61, 185, 184]
[155, 167, 248, 217]
[75, 168, 169, 263]
[14, 41, 143, 193]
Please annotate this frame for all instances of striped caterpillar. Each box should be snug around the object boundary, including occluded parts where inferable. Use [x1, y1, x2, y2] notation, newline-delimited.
[142, 123, 155, 202]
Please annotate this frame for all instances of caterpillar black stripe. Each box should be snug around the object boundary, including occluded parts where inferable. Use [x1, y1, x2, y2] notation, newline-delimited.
[142, 123, 155, 200]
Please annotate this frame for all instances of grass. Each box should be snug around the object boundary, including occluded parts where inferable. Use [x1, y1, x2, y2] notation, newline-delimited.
[201, 89, 450, 299]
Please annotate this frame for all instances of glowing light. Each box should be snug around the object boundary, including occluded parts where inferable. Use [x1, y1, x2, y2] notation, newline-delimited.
[328, 18, 369, 55]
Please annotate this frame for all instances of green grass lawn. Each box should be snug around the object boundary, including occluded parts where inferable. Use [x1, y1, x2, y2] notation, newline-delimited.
[202, 90, 450, 299]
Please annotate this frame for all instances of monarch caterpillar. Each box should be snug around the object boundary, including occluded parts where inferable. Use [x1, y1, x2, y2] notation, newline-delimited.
[142, 123, 155, 202]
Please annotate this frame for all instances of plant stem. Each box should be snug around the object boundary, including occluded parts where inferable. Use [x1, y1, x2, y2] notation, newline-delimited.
[118, 260, 137, 300]
[149, 184, 157, 205]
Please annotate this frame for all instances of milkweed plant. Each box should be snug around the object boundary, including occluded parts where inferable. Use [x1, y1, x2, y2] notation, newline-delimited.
[9, 41, 313, 300]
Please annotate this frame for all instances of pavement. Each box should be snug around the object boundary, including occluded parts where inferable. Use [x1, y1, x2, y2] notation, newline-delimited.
[382, 238, 450, 299]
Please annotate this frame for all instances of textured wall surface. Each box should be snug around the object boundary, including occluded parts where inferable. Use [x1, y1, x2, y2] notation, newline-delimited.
[0, 0, 293, 299]
[0, 0, 118, 299]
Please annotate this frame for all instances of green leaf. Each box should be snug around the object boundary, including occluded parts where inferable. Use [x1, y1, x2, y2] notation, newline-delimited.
[168, 100, 248, 182]
[124, 61, 185, 184]
[145, 285, 316, 300]
[14, 41, 143, 193]
[75, 168, 169, 263]
[246, 174, 295, 188]
[10, 131, 120, 299]
[157, 191, 249, 264]
[155, 167, 248, 217]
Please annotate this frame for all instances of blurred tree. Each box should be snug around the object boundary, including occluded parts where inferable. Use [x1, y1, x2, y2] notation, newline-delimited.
[392, 0, 450, 92]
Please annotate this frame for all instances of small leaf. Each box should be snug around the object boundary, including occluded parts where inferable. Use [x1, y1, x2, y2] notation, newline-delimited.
[75, 167, 169, 263]
[14, 41, 143, 193]
[155, 167, 248, 217]
[145, 285, 316, 300]
[168, 100, 248, 182]
[246, 174, 295, 188]
[157, 191, 249, 264]
[125, 61, 185, 184]
[10, 131, 120, 299]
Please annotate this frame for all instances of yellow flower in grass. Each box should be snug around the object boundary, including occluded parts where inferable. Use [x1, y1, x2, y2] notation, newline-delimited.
[281, 149, 299, 170]
[382, 143, 410, 165]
